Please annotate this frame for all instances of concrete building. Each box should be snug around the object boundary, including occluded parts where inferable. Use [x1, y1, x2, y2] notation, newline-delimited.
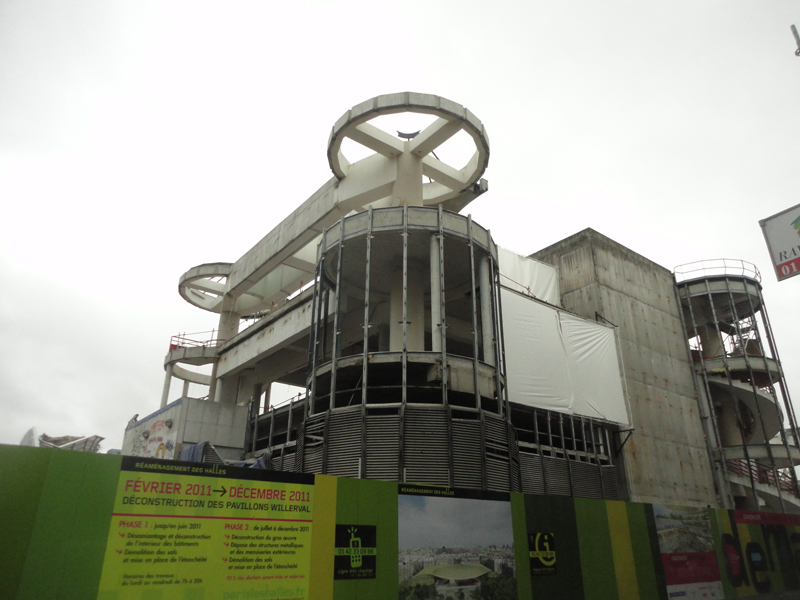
[124, 93, 800, 512]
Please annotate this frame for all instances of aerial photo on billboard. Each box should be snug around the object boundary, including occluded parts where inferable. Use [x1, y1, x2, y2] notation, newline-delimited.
[398, 493, 516, 600]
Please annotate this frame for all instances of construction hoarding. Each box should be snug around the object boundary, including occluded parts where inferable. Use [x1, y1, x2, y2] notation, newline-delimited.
[4, 445, 800, 599]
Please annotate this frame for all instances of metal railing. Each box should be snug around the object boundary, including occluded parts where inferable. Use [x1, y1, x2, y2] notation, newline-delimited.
[169, 334, 226, 352]
[674, 259, 761, 283]
[726, 459, 798, 498]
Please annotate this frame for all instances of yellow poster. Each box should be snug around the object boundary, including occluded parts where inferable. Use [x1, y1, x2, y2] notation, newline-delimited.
[97, 457, 314, 600]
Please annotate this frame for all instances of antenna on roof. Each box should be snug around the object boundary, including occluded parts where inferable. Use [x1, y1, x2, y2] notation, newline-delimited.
[791, 25, 800, 56]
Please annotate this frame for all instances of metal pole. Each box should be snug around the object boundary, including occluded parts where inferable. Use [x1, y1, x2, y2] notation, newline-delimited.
[467, 216, 481, 411]
[725, 278, 784, 512]
[744, 282, 800, 502]
[493, 245, 510, 421]
[437, 205, 448, 405]
[280, 397, 295, 473]
[360, 206, 373, 478]
[534, 409, 548, 495]
[307, 231, 325, 417]
[677, 280, 732, 507]
[402, 205, 409, 406]
[756, 285, 800, 469]
[267, 406, 275, 469]
[704, 279, 759, 506]
[329, 219, 346, 412]
[560, 414, 574, 497]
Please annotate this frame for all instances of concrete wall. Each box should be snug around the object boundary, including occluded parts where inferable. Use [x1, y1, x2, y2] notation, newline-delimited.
[180, 397, 248, 460]
[531, 229, 718, 507]
[123, 398, 248, 461]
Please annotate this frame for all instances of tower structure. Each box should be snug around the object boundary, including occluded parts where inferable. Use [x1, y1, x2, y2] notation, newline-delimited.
[675, 260, 800, 512]
[292, 96, 518, 489]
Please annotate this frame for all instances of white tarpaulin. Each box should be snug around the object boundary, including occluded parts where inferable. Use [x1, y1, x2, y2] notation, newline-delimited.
[501, 288, 629, 425]
[498, 246, 560, 306]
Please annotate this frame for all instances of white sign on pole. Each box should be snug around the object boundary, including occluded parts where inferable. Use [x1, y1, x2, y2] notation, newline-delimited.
[760, 202, 800, 281]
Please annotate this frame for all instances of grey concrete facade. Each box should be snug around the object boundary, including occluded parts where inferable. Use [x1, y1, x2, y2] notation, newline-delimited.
[531, 228, 719, 507]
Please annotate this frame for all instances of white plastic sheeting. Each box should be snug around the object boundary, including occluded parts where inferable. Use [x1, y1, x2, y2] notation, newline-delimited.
[497, 247, 560, 306]
[501, 288, 629, 425]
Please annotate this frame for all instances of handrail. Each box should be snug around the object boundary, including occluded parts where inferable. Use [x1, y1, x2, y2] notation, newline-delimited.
[169, 335, 226, 352]
[726, 459, 798, 497]
[674, 259, 761, 283]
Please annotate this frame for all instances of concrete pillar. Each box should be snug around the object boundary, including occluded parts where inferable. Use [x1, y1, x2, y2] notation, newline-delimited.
[217, 294, 240, 342]
[430, 234, 442, 353]
[218, 311, 239, 342]
[479, 256, 494, 366]
[160, 363, 174, 408]
[182, 379, 190, 398]
[718, 399, 745, 446]
[377, 324, 390, 352]
[390, 268, 424, 351]
[215, 377, 238, 404]
[697, 325, 724, 358]
[208, 360, 219, 402]
[252, 383, 263, 414]
[391, 144, 423, 206]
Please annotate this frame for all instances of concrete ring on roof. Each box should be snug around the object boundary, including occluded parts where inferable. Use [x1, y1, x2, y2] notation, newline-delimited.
[178, 262, 232, 313]
[327, 92, 490, 205]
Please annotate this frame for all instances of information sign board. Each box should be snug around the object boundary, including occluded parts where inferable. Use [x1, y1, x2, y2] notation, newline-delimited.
[759, 203, 800, 281]
[96, 457, 314, 600]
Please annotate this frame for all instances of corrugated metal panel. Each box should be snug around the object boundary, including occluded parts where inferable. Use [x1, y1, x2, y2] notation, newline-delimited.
[280, 452, 296, 472]
[486, 456, 510, 491]
[403, 407, 450, 485]
[365, 414, 400, 480]
[301, 414, 325, 474]
[294, 422, 305, 473]
[326, 407, 362, 478]
[543, 456, 571, 496]
[452, 419, 481, 489]
[570, 460, 603, 499]
[520, 451, 546, 494]
[601, 465, 620, 500]
[507, 423, 521, 492]
[484, 414, 507, 447]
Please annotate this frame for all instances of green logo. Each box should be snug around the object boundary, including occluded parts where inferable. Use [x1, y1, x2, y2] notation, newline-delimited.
[529, 532, 557, 576]
[334, 524, 377, 580]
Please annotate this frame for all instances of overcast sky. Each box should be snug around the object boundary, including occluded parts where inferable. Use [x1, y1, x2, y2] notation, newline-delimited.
[399, 495, 514, 549]
[2, 1, 800, 450]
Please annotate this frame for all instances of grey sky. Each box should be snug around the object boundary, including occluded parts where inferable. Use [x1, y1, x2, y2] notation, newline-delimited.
[2, 1, 800, 449]
[398, 495, 514, 549]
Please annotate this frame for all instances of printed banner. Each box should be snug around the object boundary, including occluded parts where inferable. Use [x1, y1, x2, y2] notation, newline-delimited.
[97, 458, 315, 600]
[397, 485, 517, 600]
[654, 504, 723, 599]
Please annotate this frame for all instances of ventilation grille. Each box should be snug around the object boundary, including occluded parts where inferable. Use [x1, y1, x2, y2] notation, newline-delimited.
[543, 457, 571, 496]
[301, 413, 326, 474]
[570, 460, 603, 499]
[520, 451, 546, 495]
[326, 408, 361, 478]
[452, 419, 481, 489]
[403, 407, 450, 485]
[601, 465, 620, 500]
[365, 414, 400, 480]
[507, 424, 521, 493]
